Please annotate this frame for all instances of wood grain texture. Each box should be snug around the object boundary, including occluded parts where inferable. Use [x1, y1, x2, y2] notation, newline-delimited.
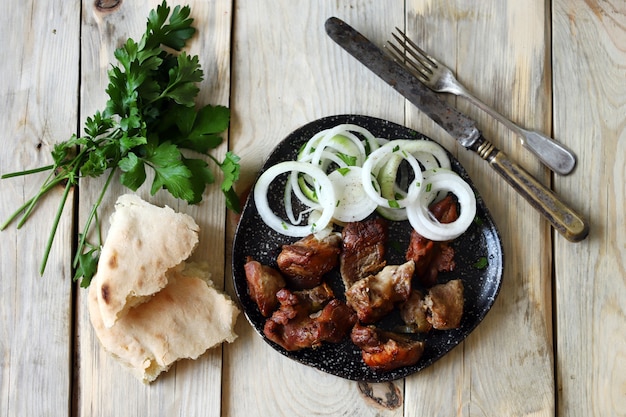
[402, 1, 555, 416]
[553, 1, 626, 416]
[0, 1, 79, 416]
[2, 0, 624, 416]
[74, 1, 233, 416]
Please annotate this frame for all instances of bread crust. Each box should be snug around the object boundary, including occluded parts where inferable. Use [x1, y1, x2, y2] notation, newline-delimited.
[93, 194, 199, 328]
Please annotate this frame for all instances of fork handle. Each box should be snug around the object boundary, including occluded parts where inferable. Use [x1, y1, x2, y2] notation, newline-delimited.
[459, 89, 577, 176]
[474, 139, 588, 242]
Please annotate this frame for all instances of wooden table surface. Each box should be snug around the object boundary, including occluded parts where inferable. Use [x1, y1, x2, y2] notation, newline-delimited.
[1, 1, 624, 416]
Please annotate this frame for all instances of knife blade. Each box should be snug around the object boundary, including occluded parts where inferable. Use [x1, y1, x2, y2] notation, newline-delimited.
[325, 17, 589, 242]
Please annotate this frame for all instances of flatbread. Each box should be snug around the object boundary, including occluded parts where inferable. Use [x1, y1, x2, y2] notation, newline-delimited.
[93, 194, 200, 328]
[88, 262, 240, 384]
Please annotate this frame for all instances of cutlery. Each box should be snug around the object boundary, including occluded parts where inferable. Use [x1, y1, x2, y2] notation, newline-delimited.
[386, 27, 577, 176]
[324, 17, 588, 242]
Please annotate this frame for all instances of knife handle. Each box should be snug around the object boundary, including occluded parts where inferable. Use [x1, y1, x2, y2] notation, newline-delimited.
[474, 140, 589, 242]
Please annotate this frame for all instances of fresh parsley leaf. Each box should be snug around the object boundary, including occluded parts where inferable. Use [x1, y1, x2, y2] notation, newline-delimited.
[171, 104, 231, 153]
[145, 3, 195, 51]
[193, 104, 230, 135]
[220, 151, 240, 193]
[183, 157, 215, 204]
[158, 52, 203, 106]
[119, 152, 147, 191]
[473, 257, 489, 269]
[144, 141, 194, 201]
[84, 112, 114, 137]
[220, 152, 241, 212]
[74, 247, 100, 288]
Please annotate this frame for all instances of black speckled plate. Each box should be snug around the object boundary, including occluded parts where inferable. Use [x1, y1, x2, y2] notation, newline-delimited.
[232, 115, 503, 382]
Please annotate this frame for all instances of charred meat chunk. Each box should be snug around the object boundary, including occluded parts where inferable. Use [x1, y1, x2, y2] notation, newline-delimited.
[244, 257, 286, 317]
[429, 193, 459, 223]
[340, 218, 388, 290]
[425, 279, 464, 330]
[277, 233, 341, 289]
[312, 299, 358, 344]
[293, 282, 335, 311]
[351, 324, 424, 371]
[399, 290, 432, 333]
[263, 287, 356, 351]
[406, 195, 458, 287]
[405, 231, 437, 285]
[345, 261, 414, 323]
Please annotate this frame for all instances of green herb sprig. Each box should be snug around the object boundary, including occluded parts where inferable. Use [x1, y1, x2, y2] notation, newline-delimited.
[0, 1, 240, 287]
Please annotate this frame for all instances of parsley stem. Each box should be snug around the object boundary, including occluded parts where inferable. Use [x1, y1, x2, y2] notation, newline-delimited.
[17, 171, 60, 229]
[73, 167, 116, 268]
[1, 174, 64, 231]
[40, 176, 74, 276]
[1, 164, 54, 179]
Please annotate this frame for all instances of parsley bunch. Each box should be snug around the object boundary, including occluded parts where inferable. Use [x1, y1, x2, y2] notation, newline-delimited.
[0, 1, 240, 287]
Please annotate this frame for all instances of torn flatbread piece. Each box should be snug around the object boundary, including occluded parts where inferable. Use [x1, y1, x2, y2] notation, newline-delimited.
[94, 194, 199, 328]
[88, 262, 240, 384]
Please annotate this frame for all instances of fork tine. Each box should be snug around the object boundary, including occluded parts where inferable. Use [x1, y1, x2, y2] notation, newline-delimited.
[385, 27, 445, 86]
[389, 33, 434, 75]
[385, 42, 428, 83]
[392, 28, 439, 69]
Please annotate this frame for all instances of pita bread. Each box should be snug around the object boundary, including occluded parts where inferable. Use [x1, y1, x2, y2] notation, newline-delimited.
[93, 194, 199, 328]
[88, 262, 240, 384]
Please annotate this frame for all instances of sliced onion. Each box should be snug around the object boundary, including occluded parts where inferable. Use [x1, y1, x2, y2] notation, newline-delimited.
[377, 139, 450, 197]
[308, 129, 367, 167]
[254, 161, 336, 237]
[298, 124, 373, 167]
[254, 124, 476, 242]
[328, 167, 378, 222]
[406, 170, 476, 241]
[331, 123, 380, 154]
[376, 206, 408, 221]
[295, 125, 371, 204]
[361, 141, 424, 209]
[391, 139, 451, 170]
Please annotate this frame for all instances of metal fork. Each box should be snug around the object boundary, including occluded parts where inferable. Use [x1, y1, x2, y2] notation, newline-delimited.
[386, 28, 577, 176]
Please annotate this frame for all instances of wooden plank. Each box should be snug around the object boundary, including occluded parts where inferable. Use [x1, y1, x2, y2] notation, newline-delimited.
[74, 1, 233, 416]
[0, 1, 79, 416]
[402, 1, 555, 415]
[552, 1, 626, 416]
[225, 1, 407, 416]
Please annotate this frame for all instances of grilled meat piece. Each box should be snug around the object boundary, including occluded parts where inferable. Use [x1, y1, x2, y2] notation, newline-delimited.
[312, 299, 358, 344]
[293, 282, 335, 311]
[406, 195, 458, 287]
[425, 279, 464, 330]
[429, 193, 459, 223]
[399, 290, 432, 333]
[351, 324, 424, 371]
[276, 233, 341, 289]
[340, 218, 388, 290]
[244, 257, 286, 317]
[345, 261, 414, 323]
[406, 229, 432, 281]
[263, 287, 356, 351]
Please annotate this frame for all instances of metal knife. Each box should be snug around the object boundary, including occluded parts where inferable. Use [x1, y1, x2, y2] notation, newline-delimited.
[325, 17, 588, 242]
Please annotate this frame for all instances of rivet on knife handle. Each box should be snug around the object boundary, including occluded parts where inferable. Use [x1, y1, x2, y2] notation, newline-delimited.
[474, 139, 589, 242]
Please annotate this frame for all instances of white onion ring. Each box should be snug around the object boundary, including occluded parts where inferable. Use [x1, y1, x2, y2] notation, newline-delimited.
[406, 170, 476, 241]
[391, 139, 451, 170]
[254, 161, 336, 237]
[361, 141, 424, 209]
[255, 124, 476, 241]
[309, 128, 367, 168]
